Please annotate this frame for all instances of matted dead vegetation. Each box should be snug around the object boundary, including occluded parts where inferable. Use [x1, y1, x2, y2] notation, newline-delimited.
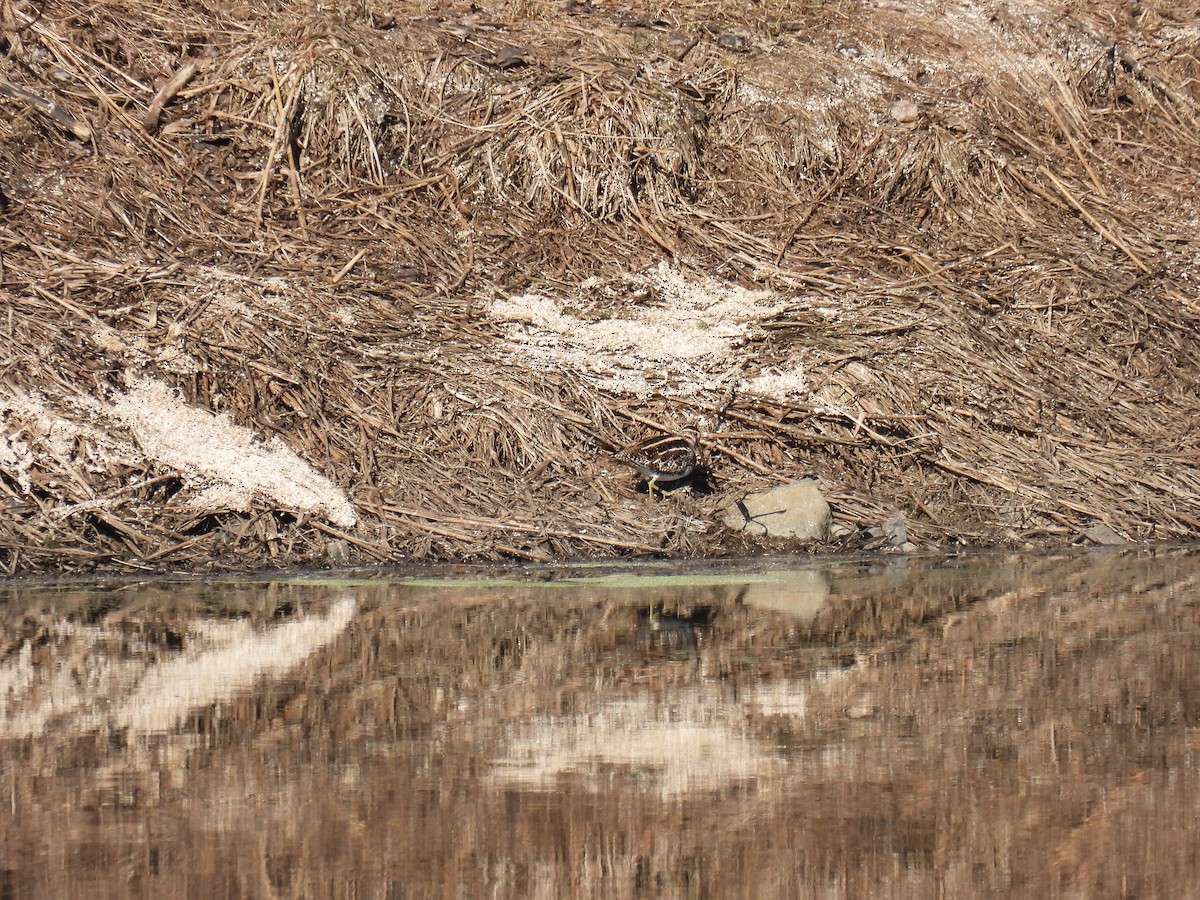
[2, 0, 1200, 573]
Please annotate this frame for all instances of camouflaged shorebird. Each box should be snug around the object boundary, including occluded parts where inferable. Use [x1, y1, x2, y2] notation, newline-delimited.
[613, 429, 702, 496]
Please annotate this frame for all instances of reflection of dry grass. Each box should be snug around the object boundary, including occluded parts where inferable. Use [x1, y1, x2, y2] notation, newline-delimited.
[0, 588, 355, 740]
[494, 689, 783, 797]
[3, 552, 1200, 895]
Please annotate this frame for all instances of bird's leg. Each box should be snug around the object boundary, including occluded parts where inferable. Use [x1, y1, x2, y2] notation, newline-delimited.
[647, 476, 662, 499]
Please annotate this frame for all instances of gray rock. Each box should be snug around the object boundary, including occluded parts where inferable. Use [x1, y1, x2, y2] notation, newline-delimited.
[862, 516, 910, 551]
[1084, 522, 1127, 545]
[325, 538, 351, 565]
[721, 479, 832, 540]
[881, 516, 907, 546]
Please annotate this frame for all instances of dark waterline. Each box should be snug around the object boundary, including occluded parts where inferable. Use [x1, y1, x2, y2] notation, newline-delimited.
[2, 547, 1199, 897]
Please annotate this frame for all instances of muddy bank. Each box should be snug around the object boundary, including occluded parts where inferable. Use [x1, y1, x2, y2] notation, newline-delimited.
[2, 1, 1200, 574]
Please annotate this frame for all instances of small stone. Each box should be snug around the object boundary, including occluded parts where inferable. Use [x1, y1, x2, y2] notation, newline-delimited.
[491, 45, 532, 69]
[721, 479, 832, 540]
[325, 538, 351, 565]
[715, 31, 750, 53]
[881, 516, 907, 546]
[1083, 522, 1127, 545]
[859, 517, 913, 551]
[890, 98, 920, 123]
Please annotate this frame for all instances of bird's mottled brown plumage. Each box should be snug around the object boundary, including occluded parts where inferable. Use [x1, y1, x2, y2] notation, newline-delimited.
[613, 430, 701, 493]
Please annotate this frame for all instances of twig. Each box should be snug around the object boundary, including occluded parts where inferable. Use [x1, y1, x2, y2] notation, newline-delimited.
[1112, 44, 1199, 118]
[143, 58, 200, 132]
[331, 249, 368, 286]
[0, 80, 91, 140]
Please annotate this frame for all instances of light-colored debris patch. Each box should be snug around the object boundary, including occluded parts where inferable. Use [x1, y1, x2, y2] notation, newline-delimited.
[90, 325, 202, 374]
[108, 379, 357, 527]
[0, 416, 33, 493]
[329, 306, 358, 326]
[186, 267, 297, 320]
[3, 384, 357, 527]
[1, 390, 116, 493]
[490, 261, 800, 397]
[743, 363, 808, 398]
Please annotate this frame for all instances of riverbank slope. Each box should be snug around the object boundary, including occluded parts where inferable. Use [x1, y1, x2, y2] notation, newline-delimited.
[2, 0, 1199, 573]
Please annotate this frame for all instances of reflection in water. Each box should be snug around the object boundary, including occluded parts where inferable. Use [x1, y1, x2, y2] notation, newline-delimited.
[632, 604, 712, 658]
[495, 689, 781, 797]
[740, 567, 830, 620]
[2, 594, 356, 738]
[2, 550, 1200, 897]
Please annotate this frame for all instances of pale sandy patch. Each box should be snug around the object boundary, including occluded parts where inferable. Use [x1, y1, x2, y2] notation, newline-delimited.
[1, 390, 117, 493]
[108, 379, 357, 527]
[89, 325, 202, 374]
[744, 364, 808, 398]
[490, 261, 808, 399]
[3, 382, 356, 526]
[0, 412, 33, 493]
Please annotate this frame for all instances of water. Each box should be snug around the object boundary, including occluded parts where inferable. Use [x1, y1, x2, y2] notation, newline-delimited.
[2, 548, 1199, 898]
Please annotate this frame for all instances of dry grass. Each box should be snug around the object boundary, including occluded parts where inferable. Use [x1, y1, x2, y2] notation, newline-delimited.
[2, 0, 1200, 572]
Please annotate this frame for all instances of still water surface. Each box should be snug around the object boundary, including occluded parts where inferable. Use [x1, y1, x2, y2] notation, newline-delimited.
[2, 549, 1199, 897]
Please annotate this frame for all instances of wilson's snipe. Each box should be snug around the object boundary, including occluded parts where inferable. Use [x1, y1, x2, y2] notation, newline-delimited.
[613, 429, 702, 496]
